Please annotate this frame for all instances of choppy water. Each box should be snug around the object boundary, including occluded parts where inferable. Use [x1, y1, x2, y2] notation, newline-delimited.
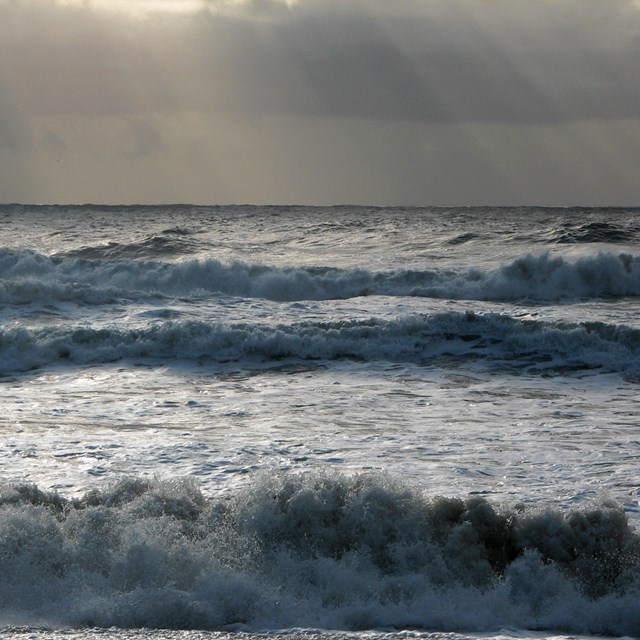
[1, 205, 639, 639]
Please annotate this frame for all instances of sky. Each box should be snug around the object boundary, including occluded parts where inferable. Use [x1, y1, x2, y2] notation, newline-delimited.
[1, 0, 640, 206]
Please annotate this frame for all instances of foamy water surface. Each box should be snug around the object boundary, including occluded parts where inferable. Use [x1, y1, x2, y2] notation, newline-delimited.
[1, 205, 639, 639]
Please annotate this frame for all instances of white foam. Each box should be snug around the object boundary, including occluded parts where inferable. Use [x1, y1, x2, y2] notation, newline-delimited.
[0, 473, 638, 636]
[1, 312, 639, 378]
[2, 249, 640, 305]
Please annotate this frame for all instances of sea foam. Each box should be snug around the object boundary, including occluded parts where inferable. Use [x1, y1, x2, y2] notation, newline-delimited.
[1, 312, 639, 378]
[2, 249, 640, 305]
[0, 472, 638, 635]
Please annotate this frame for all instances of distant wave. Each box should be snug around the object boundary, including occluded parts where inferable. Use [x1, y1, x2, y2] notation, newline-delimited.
[0, 472, 638, 635]
[2, 312, 639, 377]
[3, 249, 640, 305]
[545, 220, 639, 244]
[59, 234, 199, 260]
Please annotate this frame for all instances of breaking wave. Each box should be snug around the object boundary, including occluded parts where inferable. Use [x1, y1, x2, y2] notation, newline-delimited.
[1, 312, 640, 377]
[0, 472, 638, 636]
[2, 249, 640, 305]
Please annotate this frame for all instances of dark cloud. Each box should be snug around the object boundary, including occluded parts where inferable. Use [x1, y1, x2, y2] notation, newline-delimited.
[191, 0, 640, 124]
[1, 0, 640, 205]
[2, 0, 640, 124]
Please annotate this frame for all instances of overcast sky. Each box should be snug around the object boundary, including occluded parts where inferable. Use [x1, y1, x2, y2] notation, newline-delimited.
[1, 0, 640, 205]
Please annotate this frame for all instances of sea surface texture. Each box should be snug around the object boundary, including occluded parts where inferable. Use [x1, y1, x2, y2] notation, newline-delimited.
[0, 205, 639, 640]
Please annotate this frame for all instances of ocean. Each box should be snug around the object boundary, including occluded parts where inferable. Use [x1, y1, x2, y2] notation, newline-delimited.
[0, 204, 639, 640]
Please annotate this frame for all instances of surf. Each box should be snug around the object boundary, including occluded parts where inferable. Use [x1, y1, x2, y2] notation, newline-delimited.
[0, 472, 638, 636]
[3, 249, 640, 305]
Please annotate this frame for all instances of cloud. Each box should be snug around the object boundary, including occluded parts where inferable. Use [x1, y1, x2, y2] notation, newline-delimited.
[1, 0, 640, 205]
[40, 131, 67, 154]
[2, 0, 640, 124]
[193, 0, 640, 124]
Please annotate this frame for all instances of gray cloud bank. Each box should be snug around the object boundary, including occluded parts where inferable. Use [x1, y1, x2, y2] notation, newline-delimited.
[1, 0, 640, 204]
[5, 0, 640, 123]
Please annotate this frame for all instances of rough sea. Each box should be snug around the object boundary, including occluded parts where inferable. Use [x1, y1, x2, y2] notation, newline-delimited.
[1, 204, 639, 640]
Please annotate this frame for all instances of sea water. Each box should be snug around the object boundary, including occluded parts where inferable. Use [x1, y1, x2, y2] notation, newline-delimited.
[0, 205, 639, 640]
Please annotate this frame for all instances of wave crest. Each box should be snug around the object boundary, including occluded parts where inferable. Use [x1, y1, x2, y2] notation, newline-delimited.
[2, 249, 640, 305]
[1, 312, 640, 376]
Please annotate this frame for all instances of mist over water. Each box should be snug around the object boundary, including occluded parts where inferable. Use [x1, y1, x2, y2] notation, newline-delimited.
[1, 205, 640, 639]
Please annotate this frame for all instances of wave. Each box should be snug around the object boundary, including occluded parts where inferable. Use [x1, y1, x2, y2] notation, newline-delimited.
[3, 249, 640, 305]
[1, 312, 640, 377]
[545, 220, 639, 244]
[0, 472, 638, 636]
[59, 233, 199, 260]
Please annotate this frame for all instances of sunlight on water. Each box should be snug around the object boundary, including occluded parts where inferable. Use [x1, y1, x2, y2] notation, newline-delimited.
[1, 205, 640, 638]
